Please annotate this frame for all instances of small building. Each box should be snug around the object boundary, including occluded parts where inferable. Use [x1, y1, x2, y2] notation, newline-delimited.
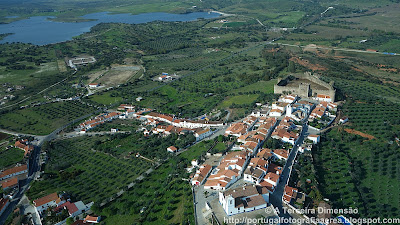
[167, 146, 178, 153]
[269, 109, 283, 117]
[307, 134, 320, 144]
[315, 94, 332, 103]
[88, 83, 100, 88]
[339, 117, 348, 124]
[84, 215, 101, 223]
[283, 185, 298, 204]
[136, 96, 143, 102]
[110, 128, 118, 133]
[194, 128, 213, 142]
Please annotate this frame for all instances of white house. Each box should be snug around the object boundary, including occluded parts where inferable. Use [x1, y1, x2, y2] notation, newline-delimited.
[219, 185, 269, 216]
[88, 83, 100, 88]
[315, 94, 332, 102]
[167, 146, 178, 153]
[56, 201, 92, 217]
[0, 165, 28, 181]
[269, 109, 283, 117]
[339, 117, 349, 124]
[278, 94, 298, 104]
[272, 149, 289, 161]
[33, 192, 65, 215]
[194, 128, 213, 142]
[307, 134, 320, 144]
[272, 102, 289, 111]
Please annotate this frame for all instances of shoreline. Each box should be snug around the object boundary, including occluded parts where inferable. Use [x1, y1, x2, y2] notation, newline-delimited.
[210, 10, 235, 17]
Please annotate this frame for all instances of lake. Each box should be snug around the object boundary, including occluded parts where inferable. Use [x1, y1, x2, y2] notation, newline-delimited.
[0, 11, 220, 45]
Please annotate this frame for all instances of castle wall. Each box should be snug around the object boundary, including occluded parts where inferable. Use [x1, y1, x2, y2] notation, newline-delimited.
[273, 72, 336, 102]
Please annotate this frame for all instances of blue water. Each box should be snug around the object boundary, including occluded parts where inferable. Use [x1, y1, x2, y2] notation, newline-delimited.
[0, 11, 220, 45]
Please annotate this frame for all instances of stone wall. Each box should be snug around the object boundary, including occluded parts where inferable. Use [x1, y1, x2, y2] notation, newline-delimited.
[274, 72, 336, 101]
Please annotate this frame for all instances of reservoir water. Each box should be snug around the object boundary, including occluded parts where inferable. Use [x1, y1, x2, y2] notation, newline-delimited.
[0, 11, 220, 45]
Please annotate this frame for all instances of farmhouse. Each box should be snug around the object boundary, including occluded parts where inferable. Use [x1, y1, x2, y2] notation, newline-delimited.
[88, 83, 100, 88]
[167, 146, 178, 153]
[219, 184, 269, 216]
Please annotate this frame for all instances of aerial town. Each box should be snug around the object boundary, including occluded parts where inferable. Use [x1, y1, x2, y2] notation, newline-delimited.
[1, 0, 399, 224]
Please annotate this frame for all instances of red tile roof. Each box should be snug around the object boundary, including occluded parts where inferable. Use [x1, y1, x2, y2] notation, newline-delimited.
[0, 198, 9, 212]
[0, 165, 28, 179]
[33, 193, 59, 207]
[1, 177, 18, 189]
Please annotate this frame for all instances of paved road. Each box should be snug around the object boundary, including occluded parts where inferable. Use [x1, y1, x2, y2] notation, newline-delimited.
[269, 122, 310, 225]
[275, 43, 399, 56]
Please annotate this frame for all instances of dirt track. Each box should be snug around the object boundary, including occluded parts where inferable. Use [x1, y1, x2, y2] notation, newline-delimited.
[344, 128, 375, 140]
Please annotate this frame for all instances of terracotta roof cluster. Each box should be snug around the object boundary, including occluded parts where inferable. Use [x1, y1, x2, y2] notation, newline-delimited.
[225, 122, 248, 137]
[310, 105, 326, 119]
[257, 148, 273, 160]
[14, 140, 34, 157]
[145, 112, 223, 128]
[192, 164, 212, 185]
[283, 185, 298, 203]
[117, 104, 135, 111]
[271, 128, 298, 143]
[319, 101, 337, 110]
[278, 94, 297, 103]
[54, 201, 78, 215]
[204, 151, 249, 189]
[243, 116, 258, 126]
[79, 112, 121, 131]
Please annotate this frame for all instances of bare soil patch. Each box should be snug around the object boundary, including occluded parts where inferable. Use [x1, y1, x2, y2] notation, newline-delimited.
[344, 128, 375, 140]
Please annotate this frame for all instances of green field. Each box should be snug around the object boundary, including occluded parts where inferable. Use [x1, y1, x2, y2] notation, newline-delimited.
[314, 129, 400, 218]
[219, 94, 259, 108]
[0, 147, 25, 169]
[27, 137, 152, 203]
[0, 101, 97, 135]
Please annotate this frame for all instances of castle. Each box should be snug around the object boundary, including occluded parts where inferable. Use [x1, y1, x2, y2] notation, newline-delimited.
[274, 72, 335, 102]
